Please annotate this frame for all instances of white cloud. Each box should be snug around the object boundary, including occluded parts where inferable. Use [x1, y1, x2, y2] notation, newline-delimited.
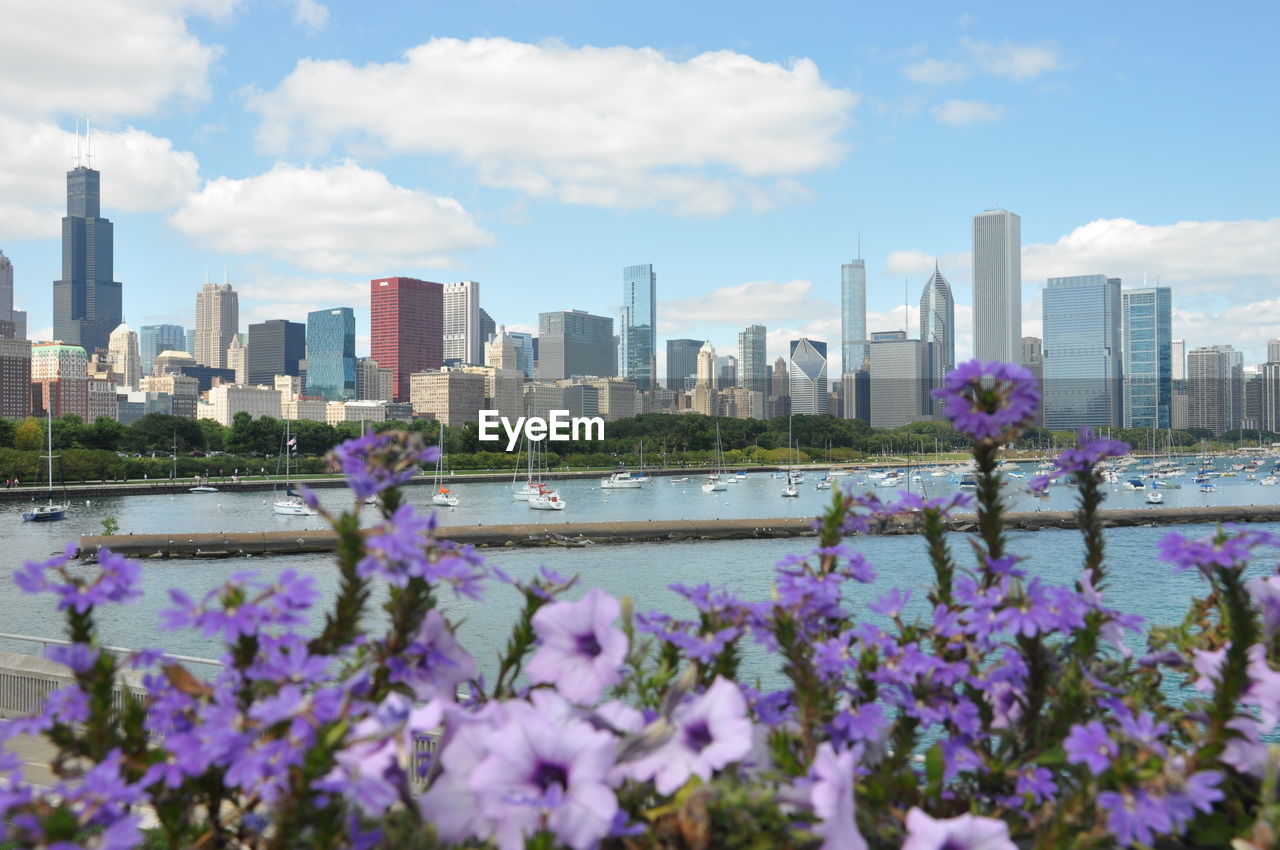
[931, 99, 1005, 125]
[659, 280, 836, 334]
[170, 161, 493, 274]
[290, 0, 328, 32]
[1174, 300, 1280, 362]
[1021, 218, 1280, 294]
[0, 117, 200, 240]
[903, 58, 969, 85]
[962, 38, 1062, 81]
[884, 249, 969, 276]
[251, 38, 857, 215]
[0, 0, 233, 118]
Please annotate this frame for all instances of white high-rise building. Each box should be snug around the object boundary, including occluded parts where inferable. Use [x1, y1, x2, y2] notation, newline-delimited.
[1268, 339, 1280, 364]
[1171, 339, 1186, 381]
[788, 338, 829, 415]
[841, 258, 867, 374]
[195, 282, 238, 369]
[695, 341, 716, 388]
[972, 209, 1022, 363]
[107, 323, 141, 390]
[443, 281, 482, 365]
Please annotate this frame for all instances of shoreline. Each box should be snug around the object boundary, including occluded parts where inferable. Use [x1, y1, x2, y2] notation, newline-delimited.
[77, 504, 1280, 559]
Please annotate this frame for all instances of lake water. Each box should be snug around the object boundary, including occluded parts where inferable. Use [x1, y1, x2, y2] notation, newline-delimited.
[3, 461, 1279, 688]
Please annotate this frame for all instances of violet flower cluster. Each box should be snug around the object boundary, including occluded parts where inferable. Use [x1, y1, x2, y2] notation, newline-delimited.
[3, 364, 1280, 850]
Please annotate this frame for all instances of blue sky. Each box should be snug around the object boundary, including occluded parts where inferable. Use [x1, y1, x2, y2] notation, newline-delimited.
[2, 0, 1277, 374]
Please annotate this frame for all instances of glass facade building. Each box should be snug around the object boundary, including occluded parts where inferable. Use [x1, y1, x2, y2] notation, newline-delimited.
[306, 307, 356, 400]
[53, 166, 122, 354]
[788, 338, 828, 415]
[1042, 275, 1123, 429]
[841, 259, 867, 374]
[247, 319, 306, 387]
[738, 324, 767, 395]
[536, 310, 615, 380]
[666, 339, 703, 390]
[139, 324, 186, 374]
[621, 264, 657, 391]
[1121, 287, 1172, 428]
[919, 267, 955, 412]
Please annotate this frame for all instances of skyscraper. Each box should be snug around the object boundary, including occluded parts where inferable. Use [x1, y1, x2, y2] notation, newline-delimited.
[536, 310, 615, 380]
[1042, 275, 1122, 429]
[306, 307, 356, 400]
[247, 319, 306, 386]
[716, 355, 737, 390]
[195, 283, 238, 368]
[1121, 287, 1172, 428]
[841, 258, 867, 374]
[666, 339, 703, 390]
[507, 331, 535, 378]
[1188, 345, 1240, 436]
[0, 250, 27, 340]
[53, 163, 122, 353]
[1269, 339, 1280, 364]
[442, 281, 481, 365]
[919, 266, 955, 411]
[771, 355, 789, 416]
[695, 342, 716, 388]
[738, 325, 767, 395]
[788, 338, 828, 415]
[1171, 339, 1186, 381]
[0, 339, 31, 418]
[370, 277, 444, 402]
[107, 323, 141, 391]
[1021, 336, 1044, 425]
[972, 209, 1021, 362]
[621, 264, 657, 391]
[869, 337, 929, 428]
[139, 324, 186, 374]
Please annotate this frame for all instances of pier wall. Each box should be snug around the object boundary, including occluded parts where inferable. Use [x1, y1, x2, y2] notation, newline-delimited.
[78, 505, 1280, 559]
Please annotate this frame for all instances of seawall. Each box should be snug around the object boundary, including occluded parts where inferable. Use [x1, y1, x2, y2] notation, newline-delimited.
[76, 504, 1280, 559]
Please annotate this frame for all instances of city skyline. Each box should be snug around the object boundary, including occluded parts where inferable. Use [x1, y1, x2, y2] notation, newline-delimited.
[0, 2, 1275, 375]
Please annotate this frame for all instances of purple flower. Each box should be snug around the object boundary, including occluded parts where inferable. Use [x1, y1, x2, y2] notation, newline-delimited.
[1157, 526, 1279, 578]
[329, 429, 436, 500]
[386, 609, 477, 702]
[932, 359, 1039, 442]
[464, 700, 618, 850]
[526, 588, 628, 705]
[902, 807, 1017, 850]
[15, 546, 142, 613]
[1097, 790, 1173, 847]
[619, 677, 753, 794]
[868, 588, 910, 619]
[809, 743, 867, 850]
[1031, 428, 1130, 491]
[1222, 716, 1267, 776]
[1014, 767, 1057, 806]
[1244, 643, 1280, 731]
[1164, 769, 1224, 825]
[1248, 575, 1280, 636]
[1064, 721, 1117, 773]
[1191, 645, 1227, 692]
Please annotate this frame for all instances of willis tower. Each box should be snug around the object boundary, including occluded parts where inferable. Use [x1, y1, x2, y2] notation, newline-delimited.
[53, 155, 121, 354]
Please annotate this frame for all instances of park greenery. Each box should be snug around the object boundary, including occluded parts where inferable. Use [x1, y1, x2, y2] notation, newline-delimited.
[0, 408, 1273, 487]
[5, 361, 1280, 848]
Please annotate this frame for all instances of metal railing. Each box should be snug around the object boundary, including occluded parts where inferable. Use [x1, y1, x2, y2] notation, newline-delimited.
[0, 632, 223, 669]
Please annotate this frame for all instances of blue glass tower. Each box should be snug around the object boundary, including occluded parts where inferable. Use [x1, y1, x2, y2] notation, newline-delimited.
[1042, 275, 1123, 429]
[306, 307, 356, 400]
[139, 324, 186, 372]
[621, 264, 656, 391]
[1122, 287, 1172, 428]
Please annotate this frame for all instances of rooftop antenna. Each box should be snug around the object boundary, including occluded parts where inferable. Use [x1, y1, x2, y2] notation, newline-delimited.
[223, 267, 228, 286]
[904, 276, 909, 337]
[72, 118, 82, 168]
[857, 230, 862, 260]
[86, 118, 93, 167]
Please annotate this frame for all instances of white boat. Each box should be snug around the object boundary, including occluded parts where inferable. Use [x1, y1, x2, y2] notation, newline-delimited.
[512, 434, 540, 500]
[527, 484, 566, 511]
[430, 422, 459, 506]
[1145, 491, 1164, 504]
[601, 471, 644, 489]
[23, 409, 68, 523]
[1261, 476, 1278, 486]
[877, 472, 904, 488]
[273, 421, 317, 516]
[816, 477, 832, 490]
[671, 476, 690, 483]
[782, 482, 799, 497]
[1200, 483, 1217, 493]
[827, 468, 851, 477]
[1122, 478, 1145, 491]
[703, 423, 728, 492]
[189, 484, 219, 493]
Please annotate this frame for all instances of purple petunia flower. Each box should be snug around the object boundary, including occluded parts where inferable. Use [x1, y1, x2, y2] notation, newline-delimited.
[526, 588, 628, 705]
[1248, 575, 1280, 636]
[809, 743, 867, 850]
[1064, 721, 1117, 773]
[1097, 789, 1173, 847]
[618, 676, 753, 794]
[901, 807, 1017, 850]
[463, 700, 618, 850]
[931, 359, 1039, 443]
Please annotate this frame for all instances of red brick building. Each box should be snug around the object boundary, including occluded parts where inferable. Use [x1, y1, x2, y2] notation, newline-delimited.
[370, 277, 443, 402]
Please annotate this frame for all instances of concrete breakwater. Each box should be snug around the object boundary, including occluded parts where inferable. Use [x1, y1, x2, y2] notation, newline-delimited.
[77, 505, 1280, 559]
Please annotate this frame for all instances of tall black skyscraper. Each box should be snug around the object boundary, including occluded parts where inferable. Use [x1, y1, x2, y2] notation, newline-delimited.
[53, 164, 122, 354]
[247, 319, 306, 385]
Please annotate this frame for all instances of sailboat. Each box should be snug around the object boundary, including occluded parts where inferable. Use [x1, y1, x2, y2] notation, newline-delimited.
[527, 441, 566, 510]
[512, 436, 541, 500]
[431, 422, 459, 506]
[186, 431, 218, 492]
[782, 415, 799, 497]
[22, 409, 68, 522]
[701, 423, 728, 492]
[273, 420, 316, 516]
[633, 440, 652, 483]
